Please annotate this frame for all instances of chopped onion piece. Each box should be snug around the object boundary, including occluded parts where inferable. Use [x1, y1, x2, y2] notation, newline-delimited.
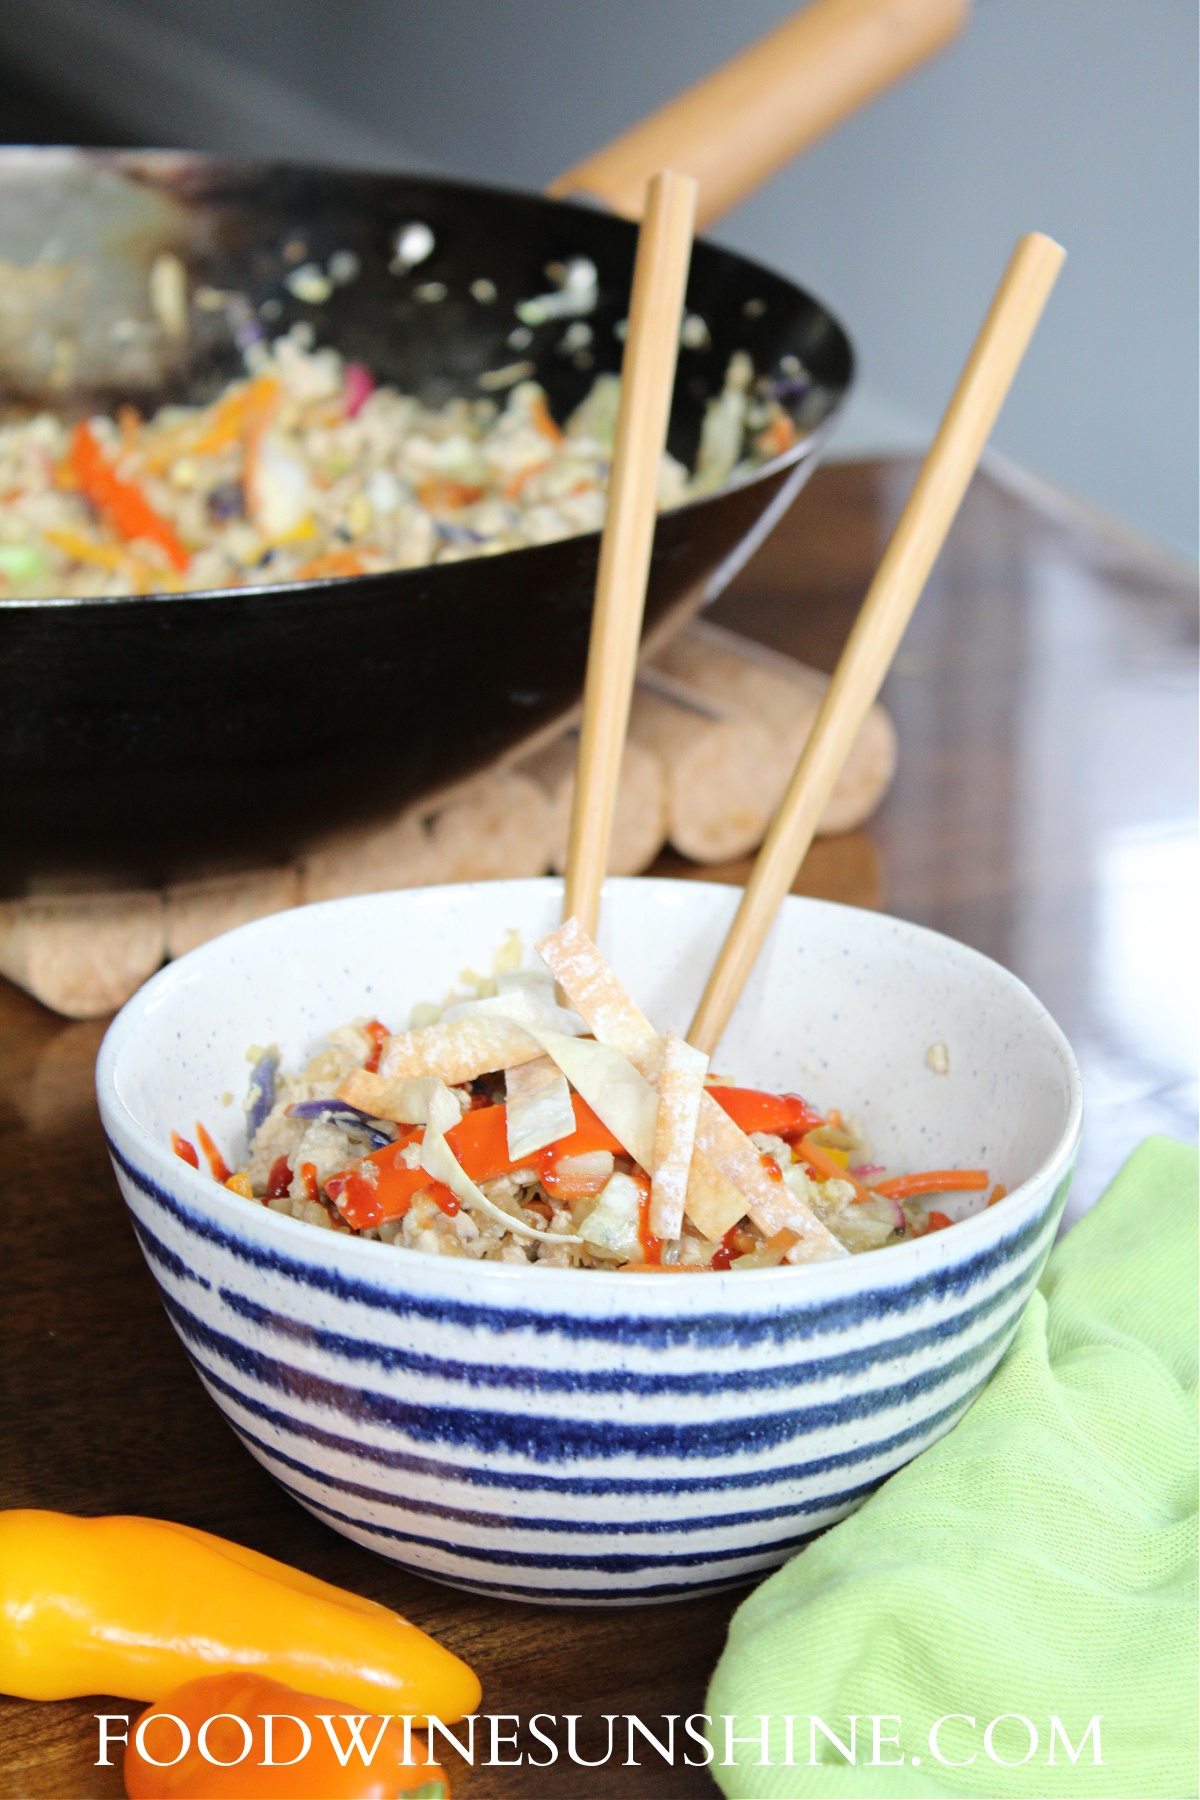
[577, 1172, 643, 1262]
[554, 1150, 614, 1183]
[504, 1054, 575, 1160]
[525, 1027, 657, 1170]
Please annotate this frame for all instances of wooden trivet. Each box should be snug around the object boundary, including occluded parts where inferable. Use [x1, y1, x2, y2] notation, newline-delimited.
[0, 622, 895, 1018]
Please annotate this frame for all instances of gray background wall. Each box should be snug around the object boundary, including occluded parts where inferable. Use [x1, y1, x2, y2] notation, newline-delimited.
[2, 0, 1196, 554]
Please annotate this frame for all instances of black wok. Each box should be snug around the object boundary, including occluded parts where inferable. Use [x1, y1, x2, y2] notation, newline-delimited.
[0, 2, 972, 894]
[0, 149, 853, 893]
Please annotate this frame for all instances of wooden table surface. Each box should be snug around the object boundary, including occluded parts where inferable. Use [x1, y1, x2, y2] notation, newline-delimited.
[2, 457, 1196, 1797]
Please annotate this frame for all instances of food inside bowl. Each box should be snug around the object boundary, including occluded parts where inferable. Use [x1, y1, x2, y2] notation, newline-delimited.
[0, 331, 798, 599]
[172, 919, 1001, 1270]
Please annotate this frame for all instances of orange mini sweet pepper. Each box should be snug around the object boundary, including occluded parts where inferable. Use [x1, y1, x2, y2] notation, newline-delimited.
[124, 1671, 451, 1799]
[0, 1511, 479, 1721]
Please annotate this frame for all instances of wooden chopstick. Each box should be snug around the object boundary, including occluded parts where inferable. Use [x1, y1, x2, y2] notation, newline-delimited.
[562, 169, 697, 937]
[687, 230, 1066, 1056]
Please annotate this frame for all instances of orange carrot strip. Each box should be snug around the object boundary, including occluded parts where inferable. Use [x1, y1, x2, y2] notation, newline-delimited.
[874, 1170, 990, 1201]
[418, 478, 485, 512]
[621, 1262, 711, 1273]
[504, 459, 550, 500]
[44, 527, 132, 574]
[292, 550, 365, 581]
[528, 392, 563, 443]
[194, 1122, 231, 1183]
[69, 423, 189, 571]
[797, 1133, 877, 1204]
[189, 375, 280, 457]
[756, 413, 798, 458]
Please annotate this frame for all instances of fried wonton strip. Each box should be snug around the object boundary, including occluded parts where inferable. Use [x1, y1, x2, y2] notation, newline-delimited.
[439, 985, 587, 1036]
[505, 1055, 575, 1161]
[420, 1080, 581, 1245]
[528, 1027, 658, 1170]
[335, 1069, 462, 1125]
[692, 1096, 846, 1260]
[649, 1032, 708, 1241]
[377, 1014, 543, 1085]
[536, 917, 662, 1077]
[684, 1150, 750, 1243]
[538, 917, 846, 1263]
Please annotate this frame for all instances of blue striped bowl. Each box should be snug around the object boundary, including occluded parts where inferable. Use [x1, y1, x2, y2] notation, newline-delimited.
[97, 879, 1081, 1606]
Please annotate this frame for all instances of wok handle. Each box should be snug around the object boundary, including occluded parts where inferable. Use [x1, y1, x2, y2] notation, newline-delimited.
[546, 0, 966, 229]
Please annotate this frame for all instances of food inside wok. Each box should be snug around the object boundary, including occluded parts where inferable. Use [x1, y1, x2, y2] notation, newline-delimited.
[0, 154, 852, 892]
[0, 339, 799, 600]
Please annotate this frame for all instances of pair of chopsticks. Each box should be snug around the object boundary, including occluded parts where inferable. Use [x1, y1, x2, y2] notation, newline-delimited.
[563, 168, 1064, 1057]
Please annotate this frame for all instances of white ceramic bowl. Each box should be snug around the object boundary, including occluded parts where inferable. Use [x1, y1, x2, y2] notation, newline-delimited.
[97, 879, 1081, 1606]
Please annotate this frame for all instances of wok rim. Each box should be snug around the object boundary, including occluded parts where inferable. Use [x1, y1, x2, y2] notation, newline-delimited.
[0, 149, 853, 615]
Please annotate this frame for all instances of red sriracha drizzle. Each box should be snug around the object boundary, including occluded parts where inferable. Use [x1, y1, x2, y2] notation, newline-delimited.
[326, 1119, 467, 1231]
[265, 1156, 292, 1199]
[634, 1172, 663, 1265]
[170, 1131, 199, 1169]
[363, 1019, 389, 1074]
[711, 1225, 740, 1272]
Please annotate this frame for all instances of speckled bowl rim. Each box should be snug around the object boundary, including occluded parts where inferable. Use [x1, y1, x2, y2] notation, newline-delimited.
[97, 880, 1083, 1296]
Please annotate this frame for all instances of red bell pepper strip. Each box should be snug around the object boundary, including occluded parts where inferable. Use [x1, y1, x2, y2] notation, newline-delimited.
[538, 1094, 625, 1162]
[68, 421, 190, 571]
[444, 1103, 518, 1184]
[873, 1170, 989, 1201]
[330, 1131, 423, 1229]
[170, 1130, 199, 1169]
[330, 1095, 626, 1231]
[331, 1116, 486, 1231]
[707, 1086, 823, 1139]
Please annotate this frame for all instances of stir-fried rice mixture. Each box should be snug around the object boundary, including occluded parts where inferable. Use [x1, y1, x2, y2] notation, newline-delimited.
[173, 923, 1003, 1271]
[0, 333, 797, 599]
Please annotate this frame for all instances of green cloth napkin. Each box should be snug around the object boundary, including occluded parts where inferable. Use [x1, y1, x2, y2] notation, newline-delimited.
[706, 1137, 1199, 1799]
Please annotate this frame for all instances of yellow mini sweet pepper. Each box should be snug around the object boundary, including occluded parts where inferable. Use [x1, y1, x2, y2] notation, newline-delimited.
[0, 1510, 480, 1721]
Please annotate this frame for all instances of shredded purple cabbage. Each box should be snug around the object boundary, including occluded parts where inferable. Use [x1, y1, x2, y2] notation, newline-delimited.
[285, 1098, 394, 1148]
[207, 479, 245, 523]
[769, 373, 812, 404]
[245, 1047, 280, 1142]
